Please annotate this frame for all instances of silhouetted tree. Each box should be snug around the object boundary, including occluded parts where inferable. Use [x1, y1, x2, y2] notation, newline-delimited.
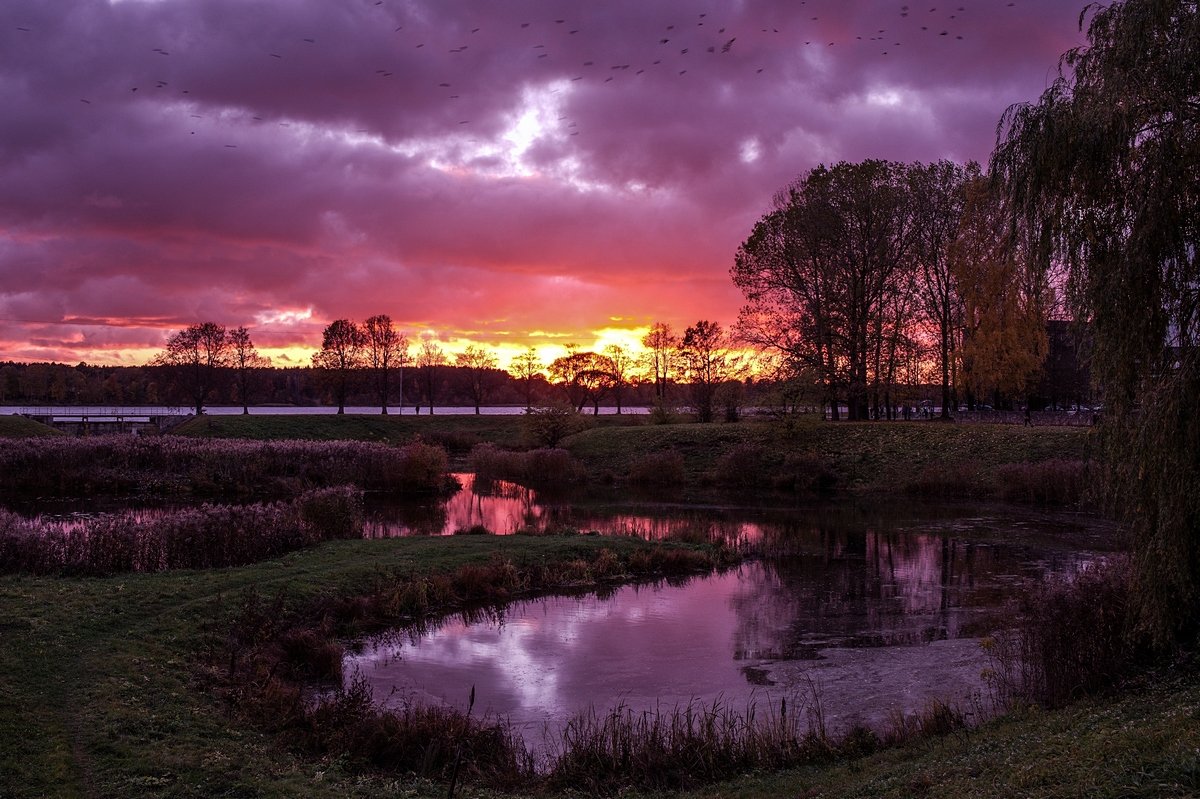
[604, 344, 635, 414]
[363, 314, 407, 415]
[510, 347, 543, 411]
[455, 345, 499, 414]
[312, 319, 365, 414]
[154, 322, 229, 415]
[548, 347, 614, 414]
[733, 161, 920, 420]
[415, 338, 446, 414]
[679, 320, 742, 423]
[228, 326, 270, 414]
[911, 160, 979, 417]
[641, 322, 677, 401]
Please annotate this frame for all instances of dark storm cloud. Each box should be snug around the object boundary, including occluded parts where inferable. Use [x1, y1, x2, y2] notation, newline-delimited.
[0, 0, 1089, 362]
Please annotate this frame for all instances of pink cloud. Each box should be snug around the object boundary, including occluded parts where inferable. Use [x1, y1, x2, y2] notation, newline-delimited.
[0, 0, 1090, 364]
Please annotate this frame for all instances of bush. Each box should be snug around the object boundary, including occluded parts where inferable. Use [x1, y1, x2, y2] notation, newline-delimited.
[648, 400, 682, 425]
[628, 450, 686, 487]
[712, 444, 766, 488]
[522, 402, 588, 447]
[774, 452, 838, 496]
[997, 458, 1091, 505]
[298, 486, 365, 540]
[983, 558, 1134, 707]
[468, 443, 584, 489]
[0, 487, 367, 575]
[902, 462, 989, 499]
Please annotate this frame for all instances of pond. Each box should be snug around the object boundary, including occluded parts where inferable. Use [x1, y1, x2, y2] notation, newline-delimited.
[345, 479, 1119, 750]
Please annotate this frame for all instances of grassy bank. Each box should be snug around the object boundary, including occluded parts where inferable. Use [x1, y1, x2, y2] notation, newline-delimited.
[563, 417, 1093, 497]
[166, 413, 1093, 499]
[1, 529, 1195, 798]
[0, 414, 61, 438]
[173, 412, 644, 454]
[0, 533, 730, 798]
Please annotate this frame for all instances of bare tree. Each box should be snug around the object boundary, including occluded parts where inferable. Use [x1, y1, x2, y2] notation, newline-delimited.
[228, 326, 270, 415]
[641, 322, 678, 401]
[312, 319, 365, 414]
[363, 314, 408, 415]
[415, 338, 446, 414]
[154, 322, 229, 416]
[733, 160, 920, 420]
[510, 347, 543, 411]
[910, 161, 979, 418]
[548, 346, 614, 414]
[679, 320, 742, 423]
[455, 345, 499, 414]
[604, 344, 635, 414]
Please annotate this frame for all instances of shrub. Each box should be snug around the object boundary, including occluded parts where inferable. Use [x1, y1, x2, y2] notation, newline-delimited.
[997, 458, 1091, 505]
[983, 558, 1134, 708]
[774, 452, 838, 496]
[0, 487, 367, 575]
[298, 486, 365, 540]
[468, 443, 584, 489]
[902, 462, 990, 499]
[0, 436, 449, 498]
[648, 400, 681, 425]
[628, 450, 686, 487]
[522, 402, 588, 447]
[712, 444, 766, 488]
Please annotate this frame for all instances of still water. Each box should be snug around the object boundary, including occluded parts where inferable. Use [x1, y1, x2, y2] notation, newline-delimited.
[347, 478, 1117, 747]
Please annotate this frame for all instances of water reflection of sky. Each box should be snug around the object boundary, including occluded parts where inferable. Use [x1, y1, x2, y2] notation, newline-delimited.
[365, 474, 769, 545]
[347, 505, 1113, 749]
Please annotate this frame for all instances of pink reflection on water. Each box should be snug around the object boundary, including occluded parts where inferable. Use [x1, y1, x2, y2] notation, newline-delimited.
[363, 474, 766, 544]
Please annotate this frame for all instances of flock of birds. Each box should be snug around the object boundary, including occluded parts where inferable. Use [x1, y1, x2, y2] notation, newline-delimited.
[14, 0, 1023, 147]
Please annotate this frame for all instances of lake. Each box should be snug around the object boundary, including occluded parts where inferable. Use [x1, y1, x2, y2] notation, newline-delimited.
[344, 477, 1118, 750]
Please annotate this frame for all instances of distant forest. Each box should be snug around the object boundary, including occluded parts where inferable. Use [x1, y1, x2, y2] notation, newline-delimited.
[0, 359, 717, 411]
[0, 322, 1091, 413]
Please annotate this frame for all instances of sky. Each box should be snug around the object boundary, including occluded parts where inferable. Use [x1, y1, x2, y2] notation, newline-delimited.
[0, 0, 1091, 368]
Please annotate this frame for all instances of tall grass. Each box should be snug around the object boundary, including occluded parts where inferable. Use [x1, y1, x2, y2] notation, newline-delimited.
[468, 443, 584, 489]
[0, 486, 364, 575]
[983, 558, 1134, 708]
[300, 676, 534, 785]
[207, 537, 996, 795]
[0, 436, 448, 497]
[997, 458, 1092, 505]
[544, 696, 833, 792]
[627, 450, 686, 487]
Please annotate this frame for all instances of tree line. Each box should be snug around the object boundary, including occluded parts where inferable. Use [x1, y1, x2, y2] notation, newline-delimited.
[733, 159, 1060, 421]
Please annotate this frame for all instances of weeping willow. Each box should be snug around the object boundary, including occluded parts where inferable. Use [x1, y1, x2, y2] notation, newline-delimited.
[991, 0, 1199, 649]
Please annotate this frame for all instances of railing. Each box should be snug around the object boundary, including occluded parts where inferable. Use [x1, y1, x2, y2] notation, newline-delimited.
[3, 405, 190, 417]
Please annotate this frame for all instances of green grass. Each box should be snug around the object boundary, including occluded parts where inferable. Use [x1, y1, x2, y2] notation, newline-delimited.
[172, 412, 645, 453]
[0, 534, 705, 799]
[0, 415, 62, 438]
[695, 672, 1200, 798]
[2, 531, 1195, 798]
[564, 417, 1093, 494]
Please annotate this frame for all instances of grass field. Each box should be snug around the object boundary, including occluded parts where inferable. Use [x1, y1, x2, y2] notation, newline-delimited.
[3, 413, 1172, 798]
[0, 534, 717, 798]
[170, 413, 1093, 497]
[1, 532, 1195, 798]
[562, 417, 1093, 494]
[172, 411, 645, 453]
[0, 414, 61, 438]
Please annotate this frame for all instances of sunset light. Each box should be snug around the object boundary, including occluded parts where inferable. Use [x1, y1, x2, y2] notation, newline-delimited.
[0, 0, 1090, 368]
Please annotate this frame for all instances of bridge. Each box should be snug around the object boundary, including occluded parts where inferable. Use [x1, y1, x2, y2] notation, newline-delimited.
[13, 407, 194, 436]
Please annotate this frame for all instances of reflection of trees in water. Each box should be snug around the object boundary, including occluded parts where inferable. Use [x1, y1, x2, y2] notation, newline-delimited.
[364, 474, 543, 536]
[728, 524, 1092, 659]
